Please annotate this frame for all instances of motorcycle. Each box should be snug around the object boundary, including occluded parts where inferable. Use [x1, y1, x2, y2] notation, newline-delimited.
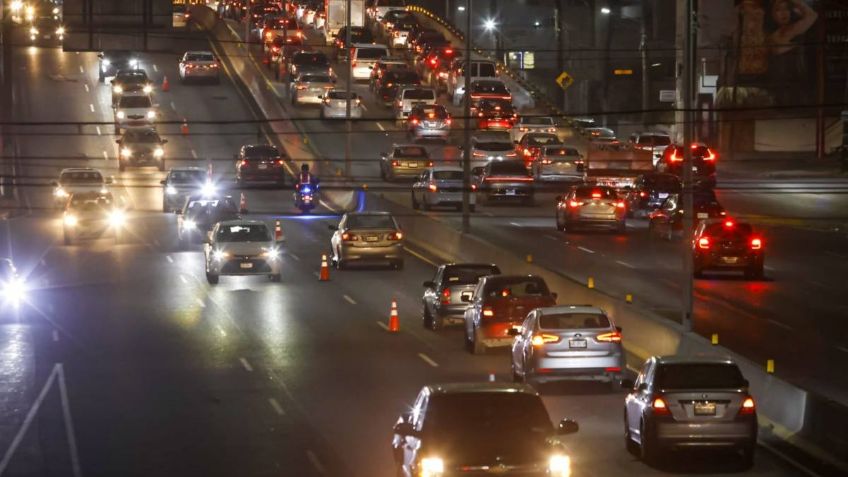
[294, 183, 317, 212]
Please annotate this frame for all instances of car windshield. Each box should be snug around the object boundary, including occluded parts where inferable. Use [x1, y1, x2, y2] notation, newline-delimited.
[655, 363, 746, 390]
[186, 53, 215, 62]
[327, 91, 357, 100]
[423, 393, 553, 443]
[390, 72, 420, 83]
[168, 170, 206, 184]
[443, 265, 499, 285]
[540, 313, 611, 329]
[395, 20, 417, 30]
[349, 29, 373, 42]
[526, 135, 561, 146]
[489, 162, 528, 175]
[432, 171, 463, 181]
[356, 48, 388, 60]
[645, 175, 681, 189]
[123, 129, 159, 142]
[693, 190, 719, 205]
[119, 96, 152, 108]
[475, 142, 513, 151]
[244, 146, 279, 158]
[61, 171, 103, 183]
[216, 224, 272, 242]
[394, 146, 427, 157]
[294, 53, 329, 66]
[419, 32, 445, 43]
[104, 51, 133, 61]
[301, 75, 332, 83]
[522, 117, 554, 126]
[485, 277, 549, 297]
[575, 187, 616, 199]
[69, 196, 112, 210]
[346, 215, 397, 229]
[116, 71, 148, 83]
[638, 135, 671, 146]
[35, 17, 60, 28]
[703, 223, 754, 239]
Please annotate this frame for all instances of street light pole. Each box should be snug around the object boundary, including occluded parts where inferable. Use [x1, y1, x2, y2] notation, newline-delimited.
[344, 0, 352, 177]
[461, 0, 472, 233]
[681, 0, 695, 331]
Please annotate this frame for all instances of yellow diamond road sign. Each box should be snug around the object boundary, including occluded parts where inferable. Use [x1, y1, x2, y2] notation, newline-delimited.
[556, 71, 573, 91]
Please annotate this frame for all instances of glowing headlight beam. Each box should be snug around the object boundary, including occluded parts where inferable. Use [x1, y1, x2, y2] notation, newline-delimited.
[420, 457, 444, 477]
[165, 185, 177, 195]
[212, 249, 228, 261]
[109, 210, 126, 227]
[548, 455, 571, 477]
[64, 214, 78, 226]
[182, 219, 196, 230]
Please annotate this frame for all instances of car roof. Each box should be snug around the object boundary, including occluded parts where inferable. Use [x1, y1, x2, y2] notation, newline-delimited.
[187, 193, 232, 201]
[430, 165, 463, 172]
[536, 305, 608, 316]
[655, 355, 737, 366]
[352, 43, 388, 48]
[216, 219, 266, 227]
[634, 131, 670, 136]
[393, 143, 426, 148]
[169, 166, 204, 172]
[61, 167, 100, 174]
[184, 50, 214, 55]
[425, 382, 538, 395]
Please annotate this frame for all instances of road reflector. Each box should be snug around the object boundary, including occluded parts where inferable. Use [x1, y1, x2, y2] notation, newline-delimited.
[587, 277, 594, 289]
[625, 294, 633, 304]
[766, 359, 774, 374]
[711, 333, 719, 345]
[526, 254, 533, 263]
[614, 68, 634, 75]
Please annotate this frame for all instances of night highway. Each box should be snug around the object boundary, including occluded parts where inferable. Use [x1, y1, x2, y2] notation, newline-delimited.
[1, 1, 847, 476]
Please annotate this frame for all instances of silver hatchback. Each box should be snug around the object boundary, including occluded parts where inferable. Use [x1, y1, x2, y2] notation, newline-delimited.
[510, 305, 623, 387]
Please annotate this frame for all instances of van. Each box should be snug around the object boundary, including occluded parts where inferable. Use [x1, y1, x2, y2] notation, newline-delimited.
[350, 43, 390, 80]
[394, 87, 437, 122]
[447, 60, 498, 105]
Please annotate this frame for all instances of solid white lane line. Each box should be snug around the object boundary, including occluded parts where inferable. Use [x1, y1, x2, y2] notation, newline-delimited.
[52, 330, 59, 342]
[83, 84, 89, 92]
[418, 353, 439, 367]
[615, 260, 636, 269]
[79, 65, 84, 73]
[153, 64, 159, 72]
[179, 275, 188, 284]
[56, 365, 83, 477]
[102, 150, 108, 160]
[306, 450, 326, 474]
[343, 294, 356, 305]
[239, 357, 253, 372]
[196, 298, 206, 308]
[288, 252, 300, 261]
[405, 247, 437, 266]
[376, 122, 386, 131]
[95, 126, 102, 136]
[577, 246, 595, 254]
[509, 222, 521, 227]
[767, 319, 792, 331]
[166, 255, 174, 263]
[89, 103, 95, 112]
[190, 149, 198, 159]
[376, 321, 389, 331]
[268, 398, 285, 416]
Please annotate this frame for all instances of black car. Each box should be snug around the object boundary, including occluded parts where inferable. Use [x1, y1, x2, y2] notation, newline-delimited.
[475, 160, 535, 205]
[422, 263, 501, 330]
[116, 127, 167, 171]
[625, 172, 682, 218]
[334, 26, 374, 57]
[648, 189, 727, 240]
[392, 383, 578, 477]
[693, 219, 765, 279]
[658, 143, 717, 188]
[287, 51, 332, 79]
[375, 70, 421, 105]
[177, 194, 240, 247]
[98, 50, 139, 82]
[110, 69, 153, 106]
[235, 144, 286, 186]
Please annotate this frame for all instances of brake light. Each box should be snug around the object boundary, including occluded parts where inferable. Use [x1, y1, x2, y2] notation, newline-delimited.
[596, 331, 622, 343]
[652, 397, 671, 415]
[410, 118, 419, 125]
[704, 148, 716, 161]
[441, 288, 451, 305]
[738, 397, 756, 416]
[272, 46, 280, 52]
[568, 200, 582, 208]
[522, 148, 531, 157]
[531, 334, 561, 347]
[239, 160, 248, 168]
[446, 117, 452, 125]
[391, 160, 399, 167]
[697, 237, 710, 249]
[387, 231, 403, 240]
[473, 151, 486, 157]
[724, 220, 735, 228]
[427, 161, 434, 167]
[639, 191, 647, 198]
[341, 232, 358, 241]
[265, 31, 273, 39]
[670, 148, 683, 162]
[429, 58, 437, 66]
[445, 48, 453, 54]
[750, 237, 762, 249]
[482, 306, 494, 317]
[471, 184, 477, 191]
[591, 191, 602, 199]
[541, 159, 552, 165]
[351, 60, 357, 68]
[428, 183, 437, 192]
[275, 159, 284, 165]
[615, 201, 626, 209]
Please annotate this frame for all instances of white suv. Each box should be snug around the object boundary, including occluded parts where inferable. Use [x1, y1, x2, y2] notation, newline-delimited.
[204, 220, 283, 284]
[393, 87, 436, 123]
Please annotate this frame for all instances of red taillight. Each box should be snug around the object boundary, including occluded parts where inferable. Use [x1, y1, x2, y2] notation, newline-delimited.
[615, 201, 626, 209]
[639, 191, 647, 198]
[239, 160, 248, 168]
[670, 149, 683, 162]
[568, 200, 582, 208]
[704, 148, 716, 161]
[738, 397, 756, 416]
[750, 237, 762, 250]
[441, 288, 451, 305]
[341, 232, 358, 241]
[410, 118, 419, 125]
[275, 159, 284, 165]
[387, 231, 403, 240]
[531, 334, 561, 347]
[591, 191, 602, 199]
[652, 397, 671, 415]
[697, 237, 710, 249]
[428, 183, 437, 192]
[596, 331, 622, 343]
[471, 184, 477, 191]
[391, 160, 399, 167]
[446, 117, 452, 125]
[482, 306, 494, 317]
[271, 46, 280, 52]
[429, 58, 437, 66]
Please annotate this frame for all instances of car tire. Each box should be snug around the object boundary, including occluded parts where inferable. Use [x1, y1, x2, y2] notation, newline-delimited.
[422, 307, 433, 329]
[639, 421, 659, 464]
[616, 221, 626, 235]
[472, 328, 486, 355]
[206, 272, 219, 284]
[118, 162, 126, 172]
[464, 327, 474, 352]
[269, 273, 281, 282]
[158, 160, 165, 172]
[98, 70, 105, 83]
[422, 199, 430, 211]
[469, 204, 476, 213]
[63, 231, 71, 246]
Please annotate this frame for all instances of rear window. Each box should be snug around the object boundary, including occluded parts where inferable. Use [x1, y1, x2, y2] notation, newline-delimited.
[346, 214, 397, 229]
[301, 75, 332, 83]
[216, 224, 272, 242]
[119, 96, 152, 108]
[637, 135, 670, 146]
[522, 117, 554, 126]
[327, 91, 357, 100]
[574, 187, 616, 199]
[526, 135, 561, 146]
[655, 363, 746, 390]
[169, 170, 206, 183]
[473, 81, 508, 94]
[540, 313, 610, 330]
[350, 30, 373, 42]
[432, 170, 463, 181]
[471, 63, 497, 76]
[444, 265, 499, 285]
[403, 89, 435, 100]
[244, 146, 280, 158]
[484, 277, 550, 298]
[394, 146, 427, 157]
[644, 175, 680, 189]
[489, 162, 530, 175]
[391, 71, 420, 83]
[355, 47, 389, 60]
[186, 53, 215, 62]
[544, 147, 579, 157]
[703, 223, 754, 239]
[61, 171, 103, 183]
[293, 53, 329, 66]
[475, 142, 513, 151]
[116, 71, 148, 82]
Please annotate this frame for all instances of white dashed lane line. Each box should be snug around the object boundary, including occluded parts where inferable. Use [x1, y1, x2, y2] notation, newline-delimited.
[195, 298, 206, 308]
[102, 150, 108, 160]
[89, 104, 95, 112]
[170, 100, 177, 110]
[418, 353, 439, 367]
[376, 122, 386, 131]
[577, 246, 595, 254]
[179, 275, 188, 284]
[306, 450, 326, 475]
[79, 65, 84, 73]
[239, 357, 253, 372]
[376, 321, 389, 331]
[165, 255, 173, 263]
[767, 319, 793, 331]
[343, 295, 356, 305]
[190, 149, 198, 159]
[83, 84, 89, 92]
[268, 398, 285, 416]
[95, 126, 101, 136]
[615, 260, 636, 269]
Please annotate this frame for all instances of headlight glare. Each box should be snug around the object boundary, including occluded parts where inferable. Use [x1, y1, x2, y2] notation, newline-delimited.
[57, 27, 65, 35]
[165, 185, 177, 195]
[548, 455, 571, 477]
[146, 110, 156, 119]
[30, 27, 38, 35]
[109, 210, 126, 227]
[154, 147, 164, 158]
[3, 277, 26, 303]
[262, 247, 280, 260]
[64, 214, 78, 226]
[103, 58, 111, 66]
[113, 85, 123, 93]
[116, 110, 125, 119]
[120, 147, 132, 157]
[421, 457, 444, 477]
[143, 84, 153, 93]
[183, 219, 196, 230]
[201, 182, 216, 196]
[54, 187, 68, 198]
[212, 249, 228, 261]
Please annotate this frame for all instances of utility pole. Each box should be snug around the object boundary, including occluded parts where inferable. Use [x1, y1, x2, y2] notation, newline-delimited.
[461, 0, 472, 233]
[680, 0, 695, 331]
[2, 0, 15, 198]
[555, 0, 565, 111]
[344, 0, 352, 177]
[640, 1, 650, 126]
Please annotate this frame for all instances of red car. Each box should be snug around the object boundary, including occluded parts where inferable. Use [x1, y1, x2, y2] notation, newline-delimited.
[516, 132, 563, 168]
[475, 99, 517, 130]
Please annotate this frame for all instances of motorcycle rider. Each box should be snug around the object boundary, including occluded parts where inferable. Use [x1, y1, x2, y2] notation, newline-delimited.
[295, 164, 319, 208]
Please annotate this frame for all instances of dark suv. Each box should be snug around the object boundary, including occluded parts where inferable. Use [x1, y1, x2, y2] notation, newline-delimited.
[393, 383, 578, 477]
[110, 69, 152, 106]
[693, 219, 765, 279]
[235, 144, 286, 186]
[475, 161, 535, 206]
[422, 263, 501, 330]
[625, 172, 681, 218]
[648, 189, 726, 240]
[463, 275, 557, 354]
[658, 143, 717, 188]
[98, 50, 139, 82]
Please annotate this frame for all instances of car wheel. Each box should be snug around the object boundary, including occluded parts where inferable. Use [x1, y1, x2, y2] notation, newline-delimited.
[98, 70, 105, 83]
[422, 199, 430, 211]
[158, 160, 165, 172]
[624, 412, 639, 455]
[469, 204, 476, 213]
[118, 161, 126, 172]
[422, 306, 433, 329]
[472, 328, 486, 355]
[639, 421, 659, 464]
[206, 272, 219, 285]
[269, 273, 282, 282]
[63, 231, 71, 246]
[556, 216, 565, 231]
[512, 365, 524, 383]
[464, 327, 474, 352]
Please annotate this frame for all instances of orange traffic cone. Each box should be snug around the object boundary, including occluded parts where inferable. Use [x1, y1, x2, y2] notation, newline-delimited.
[239, 192, 248, 214]
[274, 220, 283, 241]
[161, 75, 170, 92]
[319, 254, 330, 281]
[181, 118, 189, 136]
[388, 300, 399, 332]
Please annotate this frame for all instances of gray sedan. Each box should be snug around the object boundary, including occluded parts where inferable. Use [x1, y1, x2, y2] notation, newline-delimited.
[329, 212, 404, 269]
[422, 263, 500, 330]
[411, 167, 476, 211]
[289, 73, 335, 106]
[380, 144, 433, 181]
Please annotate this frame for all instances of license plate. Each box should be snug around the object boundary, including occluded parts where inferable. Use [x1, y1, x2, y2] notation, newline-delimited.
[693, 167, 699, 173]
[568, 339, 587, 348]
[505, 189, 516, 196]
[365, 235, 379, 242]
[45, 35, 52, 39]
[658, 192, 669, 199]
[722, 256, 739, 264]
[240, 262, 254, 269]
[258, 164, 268, 169]
[406, 162, 418, 167]
[697, 212, 708, 219]
[694, 402, 716, 416]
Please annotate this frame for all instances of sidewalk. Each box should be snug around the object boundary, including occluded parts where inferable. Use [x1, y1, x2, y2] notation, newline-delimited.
[718, 152, 846, 180]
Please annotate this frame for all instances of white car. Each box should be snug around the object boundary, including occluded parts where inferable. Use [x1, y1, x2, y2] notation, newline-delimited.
[289, 73, 335, 105]
[320, 90, 363, 119]
[511, 116, 558, 143]
[178, 51, 220, 83]
[467, 131, 518, 170]
[411, 166, 476, 211]
[52, 168, 111, 208]
[204, 220, 283, 284]
[394, 87, 436, 122]
[350, 43, 390, 80]
[114, 93, 156, 129]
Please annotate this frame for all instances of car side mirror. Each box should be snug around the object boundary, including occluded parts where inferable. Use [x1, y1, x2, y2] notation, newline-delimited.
[422, 280, 435, 288]
[460, 295, 471, 303]
[328, 224, 338, 231]
[551, 292, 558, 300]
[393, 422, 417, 437]
[507, 327, 520, 336]
[621, 378, 635, 389]
[160, 179, 167, 185]
[557, 419, 579, 435]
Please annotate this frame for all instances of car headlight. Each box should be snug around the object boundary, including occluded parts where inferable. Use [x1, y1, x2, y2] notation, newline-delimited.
[548, 455, 571, 477]
[10, 1, 22, 13]
[113, 85, 123, 93]
[212, 249, 228, 261]
[129, 58, 139, 68]
[116, 110, 125, 119]
[100, 187, 108, 194]
[109, 210, 126, 227]
[262, 247, 280, 260]
[146, 110, 156, 119]
[420, 457, 444, 477]
[182, 219, 196, 230]
[165, 185, 177, 195]
[201, 181, 216, 196]
[64, 214, 78, 226]
[57, 27, 65, 35]
[53, 7, 60, 15]
[3, 277, 26, 303]
[143, 84, 153, 94]
[154, 147, 164, 158]
[30, 27, 38, 35]
[120, 147, 132, 157]
[54, 187, 68, 198]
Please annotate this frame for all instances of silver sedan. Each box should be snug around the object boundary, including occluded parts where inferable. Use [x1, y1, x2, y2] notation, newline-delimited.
[319, 90, 363, 119]
[289, 73, 335, 106]
[411, 166, 476, 211]
[329, 212, 404, 269]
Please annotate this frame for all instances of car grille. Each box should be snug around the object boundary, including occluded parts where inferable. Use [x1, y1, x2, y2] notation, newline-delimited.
[221, 256, 271, 273]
